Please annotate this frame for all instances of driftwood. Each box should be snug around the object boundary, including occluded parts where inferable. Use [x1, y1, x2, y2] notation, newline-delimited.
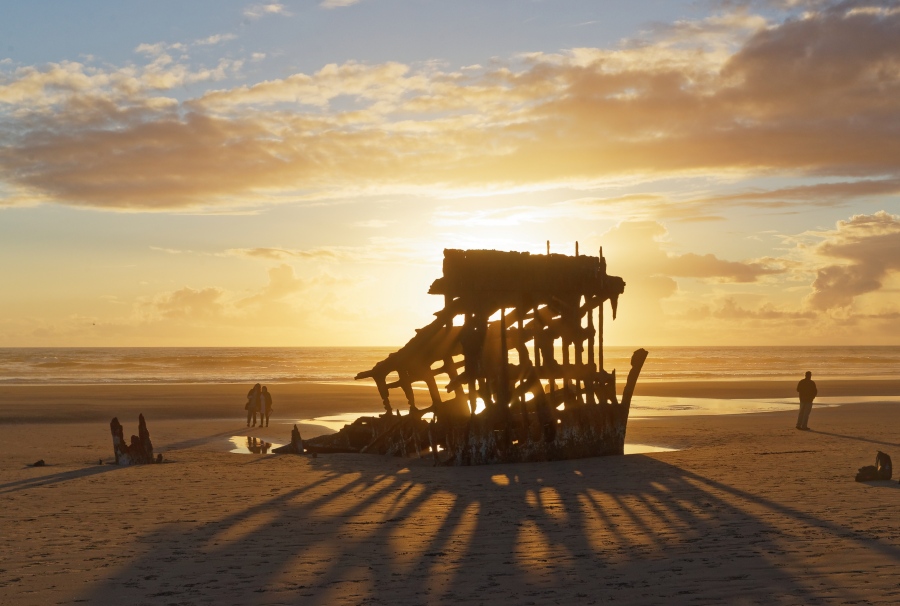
[273, 425, 305, 454]
[110, 414, 155, 465]
[306, 247, 649, 466]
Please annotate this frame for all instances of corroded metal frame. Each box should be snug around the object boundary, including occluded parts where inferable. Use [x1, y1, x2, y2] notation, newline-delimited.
[307, 248, 647, 465]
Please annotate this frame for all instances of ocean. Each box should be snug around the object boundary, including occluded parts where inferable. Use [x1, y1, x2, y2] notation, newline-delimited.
[1, 346, 898, 386]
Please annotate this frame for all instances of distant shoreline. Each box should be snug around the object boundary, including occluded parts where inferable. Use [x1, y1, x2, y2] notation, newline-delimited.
[1, 379, 898, 425]
[2, 378, 900, 394]
[4, 346, 900, 387]
[3, 378, 899, 395]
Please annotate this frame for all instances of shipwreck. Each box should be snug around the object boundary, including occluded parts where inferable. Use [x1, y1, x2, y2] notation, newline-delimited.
[305, 247, 648, 465]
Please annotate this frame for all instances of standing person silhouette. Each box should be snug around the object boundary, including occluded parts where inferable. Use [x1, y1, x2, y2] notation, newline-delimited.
[261, 386, 273, 428]
[246, 383, 261, 427]
[796, 371, 817, 430]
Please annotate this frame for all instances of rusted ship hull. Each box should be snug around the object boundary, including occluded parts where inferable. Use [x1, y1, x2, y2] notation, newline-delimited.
[306, 347, 647, 465]
[304, 401, 633, 465]
[305, 407, 626, 464]
[305, 248, 647, 466]
[435, 403, 630, 465]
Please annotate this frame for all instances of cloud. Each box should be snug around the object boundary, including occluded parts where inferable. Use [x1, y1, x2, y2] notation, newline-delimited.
[195, 33, 238, 46]
[141, 264, 307, 323]
[149, 286, 226, 320]
[135, 42, 185, 56]
[243, 3, 290, 19]
[713, 0, 833, 10]
[569, 177, 900, 224]
[709, 297, 816, 320]
[690, 178, 900, 209]
[228, 247, 343, 261]
[354, 219, 396, 228]
[236, 263, 306, 308]
[197, 60, 416, 109]
[225, 239, 432, 264]
[680, 297, 817, 323]
[432, 205, 580, 227]
[2, 3, 900, 210]
[807, 210, 900, 310]
[666, 253, 784, 283]
[149, 246, 193, 255]
[603, 220, 783, 284]
[588, 218, 799, 342]
[320, 0, 361, 7]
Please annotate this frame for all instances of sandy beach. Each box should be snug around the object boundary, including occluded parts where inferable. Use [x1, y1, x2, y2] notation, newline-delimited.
[1, 381, 899, 605]
[7, 0, 900, 604]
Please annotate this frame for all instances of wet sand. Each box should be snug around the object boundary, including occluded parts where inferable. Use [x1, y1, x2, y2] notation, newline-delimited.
[3, 378, 900, 423]
[1, 382, 899, 605]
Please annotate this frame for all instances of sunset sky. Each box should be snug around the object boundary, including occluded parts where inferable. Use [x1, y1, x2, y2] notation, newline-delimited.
[1, 0, 899, 347]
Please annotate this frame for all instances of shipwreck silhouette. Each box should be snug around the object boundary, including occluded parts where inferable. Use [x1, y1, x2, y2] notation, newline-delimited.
[305, 247, 648, 465]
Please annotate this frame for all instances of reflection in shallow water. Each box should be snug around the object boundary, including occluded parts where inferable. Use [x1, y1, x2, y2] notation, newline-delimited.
[302, 396, 888, 432]
[629, 395, 900, 417]
[630, 396, 798, 417]
[624, 443, 677, 455]
[300, 412, 381, 433]
[229, 436, 283, 454]
[300, 412, 678, 457]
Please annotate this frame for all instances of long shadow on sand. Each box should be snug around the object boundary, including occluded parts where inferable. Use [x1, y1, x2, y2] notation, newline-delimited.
[157, 429, 242, 452]
[809, 430, 900, 449]
[76, 454, 900, 605]
[0, 465, 117, 495]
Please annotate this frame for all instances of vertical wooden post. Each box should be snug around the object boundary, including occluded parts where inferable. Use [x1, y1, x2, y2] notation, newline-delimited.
[561, 313, 570, 406]
[499, 306, 510, 408]
[548, 324, 556, 398]
[598, 247, 605, 373]
[587, 299, 595, 369]
[586, 300, 596, 405]
[498, 306, 512, 447]
[574, 297, 585, 405]
[516, 304, 529, 439]
[465, 313, 478, 415]
[598, 300, 604, 373]
[517, 307, 526, 365]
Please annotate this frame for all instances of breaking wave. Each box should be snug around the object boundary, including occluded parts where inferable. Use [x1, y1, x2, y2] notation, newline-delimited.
[1, 346, 898, 385]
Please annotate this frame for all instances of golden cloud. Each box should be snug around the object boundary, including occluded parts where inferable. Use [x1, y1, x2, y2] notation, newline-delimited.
[1, 3, 899, 210]
[138, 264, 312, 327]
[807, 210, 900, 310]
[665, 253, 784, 283]
[603, 220, 783, 284]
[225, 240, 434, 264]
[150, 286, 226, 320]
[235, 264, 306, 309]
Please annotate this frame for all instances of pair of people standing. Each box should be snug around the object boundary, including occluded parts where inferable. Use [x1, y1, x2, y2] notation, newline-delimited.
[245, 383, 273, 427]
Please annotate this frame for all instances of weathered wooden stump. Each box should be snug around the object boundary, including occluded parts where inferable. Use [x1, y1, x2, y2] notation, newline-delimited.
[110, 414, 155, 465]
[273, 424, 305, 454]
